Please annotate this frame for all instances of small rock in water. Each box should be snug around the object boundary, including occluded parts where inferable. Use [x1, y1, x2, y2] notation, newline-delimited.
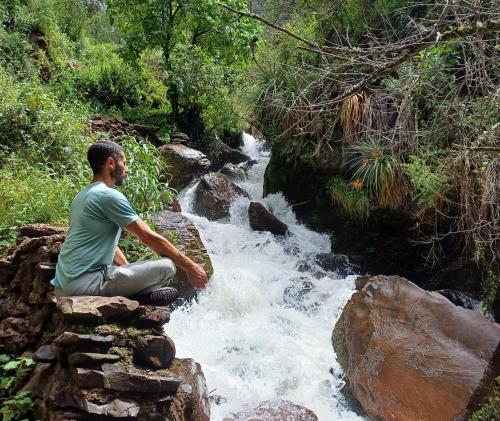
[223, 400, 318, 421]
[209, 394, 227, 405]
[248, 202, 288, 236]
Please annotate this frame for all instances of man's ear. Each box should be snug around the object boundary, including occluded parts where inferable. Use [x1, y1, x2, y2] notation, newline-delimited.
[106, 156, 116, 170]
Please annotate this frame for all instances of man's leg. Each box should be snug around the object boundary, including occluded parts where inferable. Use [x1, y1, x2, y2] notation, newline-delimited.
[99, 258, 176, 297]
[54, 269, 104, 297]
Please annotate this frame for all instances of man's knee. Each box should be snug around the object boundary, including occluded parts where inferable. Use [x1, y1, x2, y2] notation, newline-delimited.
[159, 258, 176, 277]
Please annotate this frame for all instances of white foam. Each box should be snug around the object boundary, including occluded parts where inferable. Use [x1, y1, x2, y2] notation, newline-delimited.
[169, 134, 364, 420]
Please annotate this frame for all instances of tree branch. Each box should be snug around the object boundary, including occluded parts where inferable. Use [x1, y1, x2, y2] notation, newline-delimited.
[217, 3, 322, 52]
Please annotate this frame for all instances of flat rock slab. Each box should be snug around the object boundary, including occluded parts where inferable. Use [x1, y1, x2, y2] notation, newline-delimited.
[54, 332, 114, 354]
[224, 400, 318, 421]
[75, 364, 181, 393]
[135, 334, 175, 369]
[333, 275, 500, 421]
[68, 352, 120, 367]
[57, 296, 139, 322]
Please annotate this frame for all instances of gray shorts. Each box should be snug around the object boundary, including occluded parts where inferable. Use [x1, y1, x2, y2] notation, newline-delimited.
[54, 258, 176, 298]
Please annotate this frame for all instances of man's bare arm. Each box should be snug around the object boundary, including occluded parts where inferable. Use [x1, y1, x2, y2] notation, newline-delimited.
[125, 219, 208, 290]
[113, 246, 128, 266]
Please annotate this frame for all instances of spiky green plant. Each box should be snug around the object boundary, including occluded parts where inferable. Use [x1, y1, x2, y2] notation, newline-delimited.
[345, 138, 410, 208]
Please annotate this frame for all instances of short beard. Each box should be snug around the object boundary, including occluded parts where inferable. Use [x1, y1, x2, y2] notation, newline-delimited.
[112, 168, 126, 187]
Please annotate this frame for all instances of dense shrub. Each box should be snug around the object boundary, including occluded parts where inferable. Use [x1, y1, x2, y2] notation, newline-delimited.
[0, 159, 87, 249]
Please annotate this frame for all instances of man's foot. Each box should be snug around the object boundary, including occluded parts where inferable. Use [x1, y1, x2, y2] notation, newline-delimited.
[130, 287, 179, 306]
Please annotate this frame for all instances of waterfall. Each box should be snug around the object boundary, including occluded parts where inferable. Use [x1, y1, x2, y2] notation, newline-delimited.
[168, 133, 364, 420]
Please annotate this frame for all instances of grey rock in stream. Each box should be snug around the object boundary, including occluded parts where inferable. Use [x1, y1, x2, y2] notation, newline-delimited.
[193, 172, 249, 220]
[248, 202, 288, 236]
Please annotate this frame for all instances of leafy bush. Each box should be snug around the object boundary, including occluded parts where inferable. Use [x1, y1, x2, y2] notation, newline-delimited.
[0, 160, 86, 250]
[0, 69, 91, 173]
[403, 153, 449, 208]
[120, 136, 173, 215]
[0, 354, 36, 421]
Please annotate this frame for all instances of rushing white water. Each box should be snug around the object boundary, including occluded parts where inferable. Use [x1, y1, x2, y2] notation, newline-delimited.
[168, 133, 364, 420]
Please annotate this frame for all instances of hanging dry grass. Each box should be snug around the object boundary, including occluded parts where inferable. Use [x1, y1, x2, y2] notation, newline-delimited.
[378, 167, 412, 208]
[340, 91, 371, 142]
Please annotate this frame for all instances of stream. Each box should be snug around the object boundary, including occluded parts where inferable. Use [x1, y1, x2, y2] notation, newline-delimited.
[168, 133, 364, 420]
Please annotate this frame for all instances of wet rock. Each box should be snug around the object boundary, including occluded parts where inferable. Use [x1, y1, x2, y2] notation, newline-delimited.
[437, 289, 481, 311]
[34, 344, 56, 362]
[155, 210, 213, 296]
[168, 358, 210, 421]
[57, 296, 139, 322]
[158, 143, 211, 191]
[241, 159, 258, 173]
[248, 202, 288, 236]
[67, 352, 120, 367]
[224, 399, 318, 421]
[134, 334, 176, 369]
[218, 143, 251, 165]
[333, 275, 500, 421]
[314, 253, 356, 278]
[136, 305, 170, 329]
[220, 163, 245, 181]
[193, 172, 249, 220]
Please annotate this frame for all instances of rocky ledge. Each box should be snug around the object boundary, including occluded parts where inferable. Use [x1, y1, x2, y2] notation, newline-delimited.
[0, 225, 209, 420]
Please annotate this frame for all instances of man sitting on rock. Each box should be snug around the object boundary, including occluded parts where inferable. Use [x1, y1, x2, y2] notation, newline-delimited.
[51, 140, 208, 305]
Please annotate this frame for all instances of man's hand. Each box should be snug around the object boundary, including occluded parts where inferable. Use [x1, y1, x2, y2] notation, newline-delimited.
[186, 262, 208, 290]
[125, 219, 210, 291]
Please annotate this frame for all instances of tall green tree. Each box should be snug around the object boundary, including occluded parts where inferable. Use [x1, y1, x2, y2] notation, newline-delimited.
[106, 0, 259, 124]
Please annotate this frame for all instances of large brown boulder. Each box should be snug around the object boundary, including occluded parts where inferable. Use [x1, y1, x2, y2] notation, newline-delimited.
[333, 275, 500, 421]
[158, 143, 211, 191]
[224, 400, 318, 421]
[248, 202, 288, 235]
[155, 209, 213, 295]
[193, 172, 249, 220]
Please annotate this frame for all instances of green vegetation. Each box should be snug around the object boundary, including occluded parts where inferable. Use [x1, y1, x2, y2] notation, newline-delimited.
[470, 376, 500, 421]
[326, 177, 370, 220]
[249, 0, 499, 307]
[0, 355, 36, 421]
[0, 0, 259, 254]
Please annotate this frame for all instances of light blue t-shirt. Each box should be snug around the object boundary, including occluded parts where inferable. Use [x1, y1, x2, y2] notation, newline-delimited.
[51, 182, 139, 289]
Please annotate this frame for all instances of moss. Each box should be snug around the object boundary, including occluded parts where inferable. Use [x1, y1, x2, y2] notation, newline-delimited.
[332, 316, 348, 370]
[109, 346, 133, 367]
[470, 376, 500, 421]
[94, 323, 122, 336]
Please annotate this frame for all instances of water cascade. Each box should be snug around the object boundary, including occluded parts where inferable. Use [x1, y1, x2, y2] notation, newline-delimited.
[169, 133, 364, 420]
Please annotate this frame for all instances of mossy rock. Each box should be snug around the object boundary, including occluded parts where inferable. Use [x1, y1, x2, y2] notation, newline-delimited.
[332, 313, 348, 371]
[155, 210, 213, 296]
